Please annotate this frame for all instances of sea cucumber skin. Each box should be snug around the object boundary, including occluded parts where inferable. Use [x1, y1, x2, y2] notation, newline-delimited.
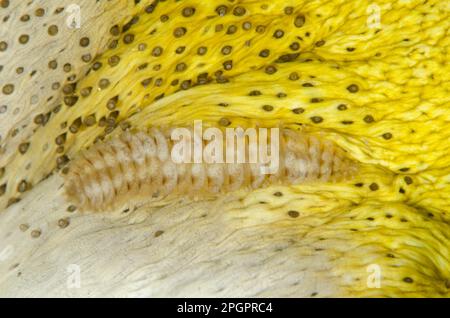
[63, 128, 358, 212]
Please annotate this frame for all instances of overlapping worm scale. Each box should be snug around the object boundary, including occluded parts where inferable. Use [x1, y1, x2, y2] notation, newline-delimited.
[64, 128, 358, 211]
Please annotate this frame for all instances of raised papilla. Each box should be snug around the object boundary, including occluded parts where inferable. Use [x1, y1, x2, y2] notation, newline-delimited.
[63, 127, 358, 212]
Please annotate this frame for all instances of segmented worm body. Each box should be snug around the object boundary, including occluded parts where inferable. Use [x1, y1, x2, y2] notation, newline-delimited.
[63, 127, 358, 211]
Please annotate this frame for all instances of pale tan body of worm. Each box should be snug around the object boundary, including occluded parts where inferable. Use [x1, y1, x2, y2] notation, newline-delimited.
[63, 127, 358, 212]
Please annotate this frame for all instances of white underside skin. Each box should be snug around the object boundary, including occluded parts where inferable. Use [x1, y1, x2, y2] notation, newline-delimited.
[0, 174, 340, 297]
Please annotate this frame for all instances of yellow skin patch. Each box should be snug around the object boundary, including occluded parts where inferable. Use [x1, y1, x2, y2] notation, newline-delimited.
[0, 0, 449, 296]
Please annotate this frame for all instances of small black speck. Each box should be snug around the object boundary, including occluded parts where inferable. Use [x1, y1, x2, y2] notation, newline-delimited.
[403, 277, 414, 283]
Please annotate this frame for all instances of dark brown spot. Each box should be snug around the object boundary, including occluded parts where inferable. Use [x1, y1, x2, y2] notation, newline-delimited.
[273, 29, 284, 38]
[289, 72, 299, 81]
[92, 62, 102, 71]
[262, 105, 274, 112]
[364, 115, 374, 123]
[18, 142, 30, 154]
[315, 40, 325, 47]
[223, 60, 233, 70]
[290, 42, 300, 51]
[173, 27, 187, 38]
[108, 55, 120, 66]
[84, 114, 96, 127]
[62, 83, 76, 95]
[337, 104, 347, 111]
[284, 6, 294, 15]
[347, 84, 359, 93]
[221, 45, 232, 55]
[288, 210, 300, 218]
[181, 80, 192, 90]
[175, 62, 187, 72]
[256, 25, 266, 33]
[58, 218, 70, 229]
[110, 25, 120, 36]
[99, 78, 110, 89]
[18, 34, 29, 44]
[150, 48, 164, 61]
[0, 183, 6, 196]
[403, 277, 414, 284]
[64, 95, 79, 107]
[106, 95, 119, 110]
[0, 41, 7, 51]
[31, 229, 41, 238]
[404, 176, 413, 185]
[294, 15, 306, 28]
[259, 49, 270, 58]
[2, 84, 14, 95]
[233, 6, 246, 16]
[276, 53, 300, 63]
[215, 5, 228, 16]
[69, 117, 82, 134]
[55, 133, 67, 145]
[175, 46, 185, 54]
[249, 90, 262, 96]
[182, 7, 196, 17]
[219, 118, 231, 127]
[369, 183, 379, 191]
[227, 25, 237, 34]
[310, 116, 323, 124]
[123, 34, 135, 44]
[197, 46, 207, 55]
[48, 25, 58, 36]
[265, 65, 277, 74]
[20, 14, 30, 22]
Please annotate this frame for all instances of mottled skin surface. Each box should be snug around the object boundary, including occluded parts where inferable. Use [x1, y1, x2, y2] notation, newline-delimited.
[0, 0, 449, 297]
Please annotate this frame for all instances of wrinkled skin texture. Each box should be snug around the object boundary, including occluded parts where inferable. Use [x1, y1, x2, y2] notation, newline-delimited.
[0, 0, 449, 297]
